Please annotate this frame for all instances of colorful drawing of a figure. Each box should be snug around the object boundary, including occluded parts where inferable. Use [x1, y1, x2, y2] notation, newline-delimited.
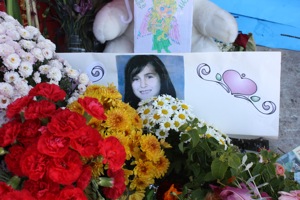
[138, 0, 180, 53]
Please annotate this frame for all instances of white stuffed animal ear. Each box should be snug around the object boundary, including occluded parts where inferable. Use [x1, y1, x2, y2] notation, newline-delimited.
[193, 0, 238, 44]
[93, 0, 132, 44]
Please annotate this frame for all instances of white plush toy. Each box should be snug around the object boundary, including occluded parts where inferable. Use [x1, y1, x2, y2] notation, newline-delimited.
[93, 0, 238, 53]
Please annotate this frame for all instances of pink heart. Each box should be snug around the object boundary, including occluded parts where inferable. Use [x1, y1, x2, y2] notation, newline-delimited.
[223, 70, 257, 95]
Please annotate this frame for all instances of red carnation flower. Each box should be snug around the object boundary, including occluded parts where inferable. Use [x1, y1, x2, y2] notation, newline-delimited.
[0, 120, 21, 147]
[29, 82, 66, 102]
[102, 169, 126, 199]
[56, 186, 88, 200]
[76, 165, 92, 190]
[37, 129, 70, 158]
[17, 119, 41, 146]
[5, 144, 26, 177]
[0, 182, 14, 196]
[24, 100, 56, 120]
[6, 96, 33, 119]
[99, 136, 126, 171]
[70, 126, 104, 157]
[2, 189, 36, 200]
[78, 97, 107, 120]
[20, 145, 49, 181]
[234, 32, 250, 49]
[47, 109, 87, 138]
[47, 150, 83, 185]
[23, 179, 60, 200]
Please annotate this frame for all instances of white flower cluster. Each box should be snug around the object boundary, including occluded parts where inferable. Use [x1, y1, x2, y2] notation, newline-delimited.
[0, 12, 90, 117]
[137, 94, 232, 149]
[137, 94, 195, 139]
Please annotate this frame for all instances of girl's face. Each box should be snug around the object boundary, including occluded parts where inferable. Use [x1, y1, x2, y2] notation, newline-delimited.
[131, 64, 161, 100]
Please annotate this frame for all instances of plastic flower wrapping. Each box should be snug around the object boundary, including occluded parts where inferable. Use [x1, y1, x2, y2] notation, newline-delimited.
[0, 11, 90, 126]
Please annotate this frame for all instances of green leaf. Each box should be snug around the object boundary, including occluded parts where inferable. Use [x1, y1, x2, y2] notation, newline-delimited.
[190, 188, 208, 200]
[211, 159, 228, 179]
[228, 154, 242, 169]
[189, 129, 200, 148]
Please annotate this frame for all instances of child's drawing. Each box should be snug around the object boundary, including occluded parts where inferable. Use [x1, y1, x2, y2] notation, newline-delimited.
[137, 0, 180, 53]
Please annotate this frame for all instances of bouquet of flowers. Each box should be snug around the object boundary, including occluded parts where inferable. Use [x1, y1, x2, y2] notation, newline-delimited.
[41, 0, 107, 51]
[0, 82, 128, 199]
[137, 95, 300, 200]
[0, 11, 90, 126]
[67, 84, 170, 199]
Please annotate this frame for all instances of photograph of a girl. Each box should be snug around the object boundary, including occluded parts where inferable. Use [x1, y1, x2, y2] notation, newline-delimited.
[116, 55, 184, 108]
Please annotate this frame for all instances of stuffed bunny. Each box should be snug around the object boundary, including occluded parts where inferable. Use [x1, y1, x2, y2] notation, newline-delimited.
[93, 0, 238, 53]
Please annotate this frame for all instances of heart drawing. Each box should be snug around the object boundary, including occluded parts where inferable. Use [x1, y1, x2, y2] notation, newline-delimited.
[222, 70, 257, 95]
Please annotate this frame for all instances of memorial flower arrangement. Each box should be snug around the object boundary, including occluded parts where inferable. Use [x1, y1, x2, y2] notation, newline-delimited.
[0, 82, 128, 199]
[41, 0, 106, 51]
[0, 11, 90, 126]
[137, 95, 300, 200]
[67, 84, 170, 199]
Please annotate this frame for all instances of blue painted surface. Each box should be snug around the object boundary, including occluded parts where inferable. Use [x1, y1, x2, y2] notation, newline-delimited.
[211, 0, 300, 51]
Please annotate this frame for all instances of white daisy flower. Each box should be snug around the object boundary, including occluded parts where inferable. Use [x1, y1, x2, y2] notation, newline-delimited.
[17, 27, 33, 40]
[4, 71, 20, 83]
[6, 29, 20, 40]
[0, 82, 14, 97]
[20, 51, 36, 64]
[42, 48, 54, 60]
[37, 39, 56, 51]
[3, 53, 21, 70]
[14, 79, 30, 96]
[65, 67, 79, 79]
[19, 39, 35, 50]
[25, 26, 40, 38]
[0, 94, 10, 109]
[33, 71, 41, 84]
[39, 64, 51, 74]
[77, 84, 87, 94]
[49, 59, 63, 70]
[47, 66, 62, 82]
[155, 129, 169, 139]
[31, 47, 44, 61]
[78, 73, 89, 85]
[49, 79, 59, 85]
[159, 119, 173, 132]
[0, 43, 15, 57]
[19, 61, 33, 78]
[0, 34, 9, 43]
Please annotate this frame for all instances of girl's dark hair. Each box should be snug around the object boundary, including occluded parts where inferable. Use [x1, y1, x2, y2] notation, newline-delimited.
[124, 55, 176, 108]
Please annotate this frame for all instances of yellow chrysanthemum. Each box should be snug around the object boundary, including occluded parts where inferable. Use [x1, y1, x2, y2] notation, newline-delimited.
[90, 159, 104, 178]
[123, 169, 133, 185]
[130, 176, 154, 191]
[67, 100, 84, 115]
[105, 108, 131, 131]
[154, 155, 170, 178]
[140, 134, 163, 162]
[87, 117, 104, 131]
[84, 83, 122, 100]
[132, 149, 147, 162]
[128, 190, 145, 200]
[133, 160, 156, 178]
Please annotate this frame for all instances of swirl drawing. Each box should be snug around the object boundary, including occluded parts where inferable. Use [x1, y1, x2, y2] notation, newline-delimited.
[90, 65, 105, 83]
[196, 63, 276, 115]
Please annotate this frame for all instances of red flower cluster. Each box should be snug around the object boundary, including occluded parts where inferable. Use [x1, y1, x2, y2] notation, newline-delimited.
[0, 83, 126, 199]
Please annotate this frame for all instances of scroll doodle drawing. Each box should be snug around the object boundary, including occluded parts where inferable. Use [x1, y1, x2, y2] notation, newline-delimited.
[137, 0, 180, 53]
[196, 63, 276, 115]
[90, 64, 105, 83]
